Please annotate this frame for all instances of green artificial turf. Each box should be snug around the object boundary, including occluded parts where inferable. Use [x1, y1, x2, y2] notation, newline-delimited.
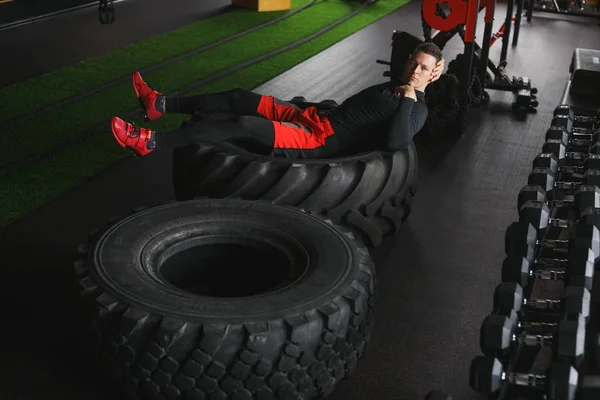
[0, 1, 307, 124]
[0, 0, 410, 228]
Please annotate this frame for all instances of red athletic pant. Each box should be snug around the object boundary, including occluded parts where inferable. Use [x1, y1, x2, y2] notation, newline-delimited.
[256, 96, 335, 149]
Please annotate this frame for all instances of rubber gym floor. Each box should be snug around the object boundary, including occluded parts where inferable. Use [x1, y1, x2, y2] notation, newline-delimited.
[1, 0, 600, 399]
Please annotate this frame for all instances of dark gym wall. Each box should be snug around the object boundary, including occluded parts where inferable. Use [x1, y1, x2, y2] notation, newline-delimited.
[0, 0, 232, 87]
[1, 0, 97, 25]
[0, 0, 231, 25]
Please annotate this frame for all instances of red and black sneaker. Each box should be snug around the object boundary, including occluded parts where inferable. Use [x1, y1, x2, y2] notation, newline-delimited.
[132, 71, 164, 121]
[111, 116, 156, 157]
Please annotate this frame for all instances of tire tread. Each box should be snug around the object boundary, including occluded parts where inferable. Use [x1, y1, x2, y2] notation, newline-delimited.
[173, 143, 418, 247]
[74, 205, 376, 400]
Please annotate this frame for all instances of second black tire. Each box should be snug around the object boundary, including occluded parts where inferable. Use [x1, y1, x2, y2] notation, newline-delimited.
[74, 199, 376, 400]
[172, 142, 418, 247]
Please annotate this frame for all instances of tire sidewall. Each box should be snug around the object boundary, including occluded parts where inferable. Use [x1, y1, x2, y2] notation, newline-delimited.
[88, 199, 366, 323]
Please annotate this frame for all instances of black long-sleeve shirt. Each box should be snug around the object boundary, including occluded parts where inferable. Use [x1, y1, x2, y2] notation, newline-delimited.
[320, 80, 428, 157]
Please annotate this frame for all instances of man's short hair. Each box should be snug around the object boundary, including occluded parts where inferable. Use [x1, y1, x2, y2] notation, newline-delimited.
[412, 42, 443, 64]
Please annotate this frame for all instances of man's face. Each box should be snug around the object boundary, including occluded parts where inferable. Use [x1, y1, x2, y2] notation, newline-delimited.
[402, 51, 438, 90]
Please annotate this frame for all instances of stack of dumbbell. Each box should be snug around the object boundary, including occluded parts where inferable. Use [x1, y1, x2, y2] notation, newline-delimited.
[469, 105, 600, 400]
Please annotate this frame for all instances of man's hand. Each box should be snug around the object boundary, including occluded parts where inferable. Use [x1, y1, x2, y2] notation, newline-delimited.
[394, 84, 417, 101]
[429, 57, 445, 83]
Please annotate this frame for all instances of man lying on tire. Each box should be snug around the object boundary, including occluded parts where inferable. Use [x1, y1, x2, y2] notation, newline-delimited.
[110, 42, 444, 159]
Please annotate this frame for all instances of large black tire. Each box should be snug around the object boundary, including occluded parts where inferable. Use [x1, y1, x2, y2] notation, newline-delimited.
[74, 199, 376, 400]
[172, 143, 418, 248]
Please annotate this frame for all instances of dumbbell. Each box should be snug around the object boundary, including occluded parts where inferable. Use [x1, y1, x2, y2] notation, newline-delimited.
[552, 116, 596, 135]
[480, 310, 586, 366]
[527, 167, 600, 199]
[554, 104, 598, 129]
[493, 282, 590, 322]
[504, 220, 600, 262]
[501, 246, 594, 290]
[517, 183, 600, 217]
[423, 391, 452, 400]
[470, 356, 578, 400]
[518, 200, 600, 234]
[553, 105, 598, 123]
[532, 153, 600, 177]
[542, 139, 600, 163]
[546, 126, 598, 147]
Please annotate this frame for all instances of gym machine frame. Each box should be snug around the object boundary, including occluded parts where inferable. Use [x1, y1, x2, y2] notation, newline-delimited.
[425, 0, 528, 82]
[421, 0, 538, 135]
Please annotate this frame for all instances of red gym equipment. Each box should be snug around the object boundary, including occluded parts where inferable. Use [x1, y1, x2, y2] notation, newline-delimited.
[422, 0, 539, 134]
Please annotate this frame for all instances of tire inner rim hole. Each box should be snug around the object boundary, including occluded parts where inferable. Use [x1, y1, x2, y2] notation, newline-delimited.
[160, 241, 299, 298]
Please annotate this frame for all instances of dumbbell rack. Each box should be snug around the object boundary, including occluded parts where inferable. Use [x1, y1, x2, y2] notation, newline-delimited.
[470, 105, 600, 400]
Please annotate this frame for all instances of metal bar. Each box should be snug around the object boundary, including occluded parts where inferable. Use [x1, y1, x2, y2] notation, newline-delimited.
[457, 0, 481, 136]
[479, 0, 496, 90]
[513, 0, 524, 45]
[501, 0, 514, 62]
